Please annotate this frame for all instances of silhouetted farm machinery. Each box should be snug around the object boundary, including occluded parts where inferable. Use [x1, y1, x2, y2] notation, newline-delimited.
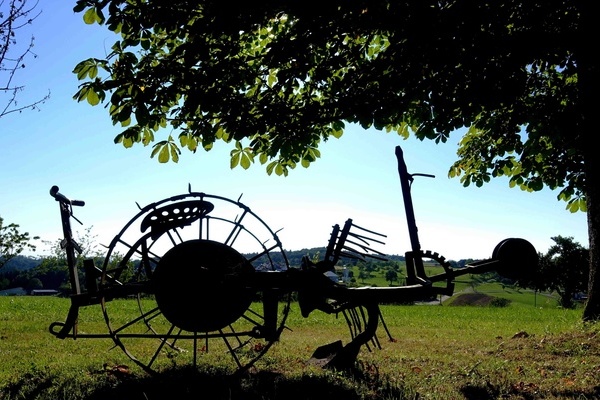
[49, 145, 538, 375]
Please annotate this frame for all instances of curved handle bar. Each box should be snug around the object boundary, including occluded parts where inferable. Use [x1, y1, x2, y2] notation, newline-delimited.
[50, 185, 85, 207]
[394, 146, 435, 180]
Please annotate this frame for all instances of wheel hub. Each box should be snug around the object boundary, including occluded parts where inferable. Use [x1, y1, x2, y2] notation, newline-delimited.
[152, 239, 256, 332]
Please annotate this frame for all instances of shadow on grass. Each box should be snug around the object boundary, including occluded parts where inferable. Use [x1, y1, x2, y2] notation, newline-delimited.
[460, 383, 600, 400]
[5, 364, 600, 399]
[1, 364, 414, 400]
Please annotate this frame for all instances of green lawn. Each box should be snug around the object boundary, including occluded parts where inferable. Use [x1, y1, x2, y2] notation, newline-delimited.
[1, 291, 596, 399]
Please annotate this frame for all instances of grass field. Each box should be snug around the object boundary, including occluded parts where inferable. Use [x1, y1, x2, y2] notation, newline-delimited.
[1, 287, 599, 400]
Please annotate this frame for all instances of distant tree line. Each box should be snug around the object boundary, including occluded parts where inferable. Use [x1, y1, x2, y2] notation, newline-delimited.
[0, 231, 589, 309]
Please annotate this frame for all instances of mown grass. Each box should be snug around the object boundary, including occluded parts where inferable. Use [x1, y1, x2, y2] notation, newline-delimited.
[1, 293, 599, 400]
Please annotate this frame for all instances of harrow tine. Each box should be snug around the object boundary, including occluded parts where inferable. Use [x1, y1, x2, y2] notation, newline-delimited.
[348, 221, 387, 238]
[327, 218, 389, 264]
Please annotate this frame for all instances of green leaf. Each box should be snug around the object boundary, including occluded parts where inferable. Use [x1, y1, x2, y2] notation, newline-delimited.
[83, 8, 98, 25]
[86, 90, 100, 105]
[170, 144, 180, 162]
[73, 60, 95, 80]
[158, 144, 170, 163]
[120, 117, 131, 127]
[122, 136, 134, 148]
[73, 87, 87, 102]
[566, 197, 586, 213]
[150, 145, 161, 158]
[230, 153, 240, 169]
[73, 2, 86, 13]
[142, 129, 154, 146]
[118, 105, 131, 122]
[268, 70, 277, 87]
[259, 152, 268, 164]
[275, 163, 284, 176]
[94, 7, 105, 24]
[240, 153, 251, 169]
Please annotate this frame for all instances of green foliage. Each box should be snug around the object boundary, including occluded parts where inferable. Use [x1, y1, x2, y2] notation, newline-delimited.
[489, 297, 512, 308]
[0, 216, 39, 270]
[384, 269, 398, 285]
[29, 257, 71, 291]
[0, 227, 104, 293]
[70, 1, 587, 209]
[25, 277, 43, 291]
[70, 0, 599, 321]
[533, 236, 589, 309]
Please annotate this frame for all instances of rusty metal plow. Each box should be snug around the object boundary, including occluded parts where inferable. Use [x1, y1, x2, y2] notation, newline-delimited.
[48, 146, 538, 375]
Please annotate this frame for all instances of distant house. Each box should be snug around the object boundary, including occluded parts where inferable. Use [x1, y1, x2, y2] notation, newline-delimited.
[0, 287, 27, 296]
[30, 289, 59, 296]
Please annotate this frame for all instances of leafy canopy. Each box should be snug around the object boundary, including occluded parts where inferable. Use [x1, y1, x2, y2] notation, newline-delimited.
[72, 1, 584, 211]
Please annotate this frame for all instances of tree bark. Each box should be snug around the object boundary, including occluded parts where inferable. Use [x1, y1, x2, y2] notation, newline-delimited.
[578, 0, 600, 321]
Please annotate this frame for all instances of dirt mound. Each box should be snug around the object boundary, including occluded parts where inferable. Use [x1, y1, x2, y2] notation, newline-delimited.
[447, 292, 495, 306]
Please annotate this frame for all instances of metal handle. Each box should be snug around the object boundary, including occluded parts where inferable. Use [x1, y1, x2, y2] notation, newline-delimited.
[50, 185, 85, 207]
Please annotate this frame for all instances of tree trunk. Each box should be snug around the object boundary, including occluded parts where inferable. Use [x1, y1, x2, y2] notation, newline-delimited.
[582, 147, 599, 320]
[579, 0, 600, 321]
[582, 151, 599, 320]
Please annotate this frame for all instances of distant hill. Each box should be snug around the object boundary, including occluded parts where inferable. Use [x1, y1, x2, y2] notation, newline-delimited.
[0, 255, 41, 273]
[0, 248, 410, 275]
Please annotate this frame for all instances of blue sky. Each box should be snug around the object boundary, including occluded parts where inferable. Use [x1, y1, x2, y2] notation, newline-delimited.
[0, 0, 588, 261]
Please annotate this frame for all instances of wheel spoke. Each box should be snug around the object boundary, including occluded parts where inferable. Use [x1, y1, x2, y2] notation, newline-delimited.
[148, 324, 178, 369]
[224, 209, 249, 247]
[246, 243, 281, 264]
[219, 329, 243, 369]
[112, 306, 162, 335]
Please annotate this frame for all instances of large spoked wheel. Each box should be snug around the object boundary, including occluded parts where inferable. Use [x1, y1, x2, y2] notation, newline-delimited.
[99, 190, 291, 375]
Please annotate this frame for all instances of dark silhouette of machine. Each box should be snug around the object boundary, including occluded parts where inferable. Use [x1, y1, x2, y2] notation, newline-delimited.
[49, 145, 538, 375]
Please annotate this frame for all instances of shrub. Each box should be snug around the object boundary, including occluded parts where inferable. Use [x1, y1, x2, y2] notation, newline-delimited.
[489, 297, 511, 308]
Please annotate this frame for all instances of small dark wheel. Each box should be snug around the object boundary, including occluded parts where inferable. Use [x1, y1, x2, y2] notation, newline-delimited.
[492, 238, 538, 281]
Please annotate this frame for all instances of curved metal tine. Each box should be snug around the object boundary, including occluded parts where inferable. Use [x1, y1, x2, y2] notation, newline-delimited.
[349, 222, 387, 244]
[347, 231, 386, 247]
[357, 306, 373, 351]
[378, 313, 395, 342]
[348, 222, 387, 240]
[348, 307, 363, 338]
[341, 309, 355, 338]
[342, 241, 388, 260]
[331, 219, 389, 263]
